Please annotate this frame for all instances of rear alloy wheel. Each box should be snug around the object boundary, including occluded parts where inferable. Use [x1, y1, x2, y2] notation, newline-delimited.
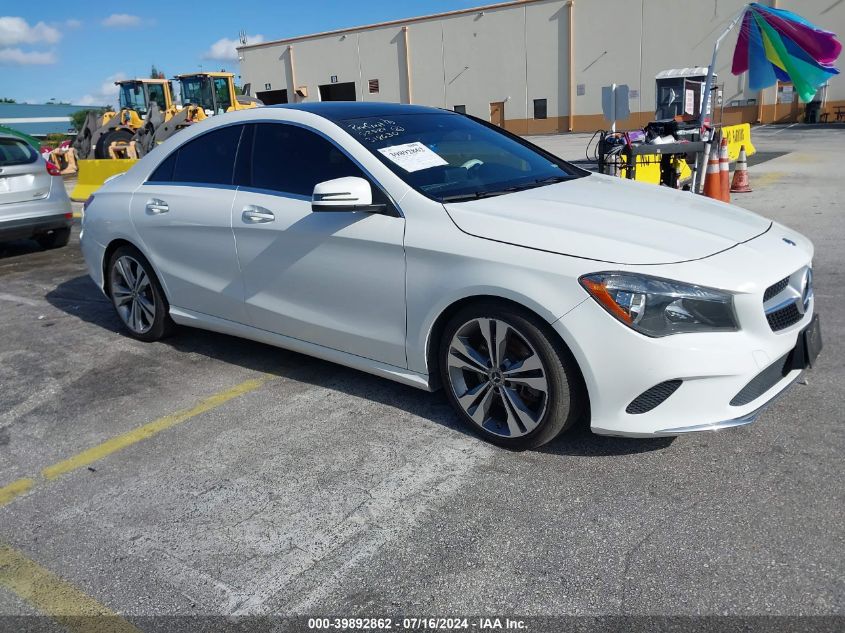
[107, 245, 173, 341]
[440, 303, 582, 449]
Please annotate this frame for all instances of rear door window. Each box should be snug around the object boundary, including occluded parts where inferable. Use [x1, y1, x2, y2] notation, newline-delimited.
[0, 138, 38, 166]
[168, 124, 244, 186]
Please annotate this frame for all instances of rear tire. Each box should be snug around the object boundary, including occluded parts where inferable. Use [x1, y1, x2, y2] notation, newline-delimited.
[106, 245, 174, 342]
[36, 227, 71, 249]
[95, 128, 134, 159]
[439, 301, 584, 450]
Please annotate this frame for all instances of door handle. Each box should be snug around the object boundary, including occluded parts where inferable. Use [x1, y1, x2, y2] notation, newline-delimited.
[241, 205, 275, 223]
[145, 199, 169, 214]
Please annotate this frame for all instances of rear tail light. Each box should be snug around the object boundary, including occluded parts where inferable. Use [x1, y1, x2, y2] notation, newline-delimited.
[83, 195, 95, 211]
[45, 161, 61, 176]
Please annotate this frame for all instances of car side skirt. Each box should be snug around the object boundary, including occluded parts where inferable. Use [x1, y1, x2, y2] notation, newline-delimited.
[169, 306, 434, 392]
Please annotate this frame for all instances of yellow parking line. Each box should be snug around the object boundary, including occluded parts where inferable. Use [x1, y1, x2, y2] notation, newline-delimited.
[43, 377, 266, 481]
[0, 377, 268, 508]
[0, 543, 142, 633]
[0, 478, 34, 507]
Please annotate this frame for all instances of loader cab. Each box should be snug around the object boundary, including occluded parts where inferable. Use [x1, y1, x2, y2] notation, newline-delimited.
[118, 82, 148, 115]
[146, 81, 174, 112]
[117, 80, 174, 116]
[177, 73, 236, 115]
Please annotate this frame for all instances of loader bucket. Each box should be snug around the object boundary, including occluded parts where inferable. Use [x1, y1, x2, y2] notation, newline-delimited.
[71, 159, 138, 201]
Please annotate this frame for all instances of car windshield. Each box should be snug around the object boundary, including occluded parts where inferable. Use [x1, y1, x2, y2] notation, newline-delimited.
[337, 112, 585, 202]
[0, 138, 37, 166]
[119, 83, 147, 115]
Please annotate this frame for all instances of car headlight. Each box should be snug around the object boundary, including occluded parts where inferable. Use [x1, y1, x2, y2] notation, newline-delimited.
[579, 272, 738, 337]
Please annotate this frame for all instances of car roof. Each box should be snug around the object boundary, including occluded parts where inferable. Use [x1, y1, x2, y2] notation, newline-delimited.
[270, 101, 453, 122]
[0, 132, 32, 141]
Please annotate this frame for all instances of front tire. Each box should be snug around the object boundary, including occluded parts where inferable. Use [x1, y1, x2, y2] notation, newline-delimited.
[107, 245, 174, 341]
[439, 302, 583, 450]
[95, 128, 133, 159]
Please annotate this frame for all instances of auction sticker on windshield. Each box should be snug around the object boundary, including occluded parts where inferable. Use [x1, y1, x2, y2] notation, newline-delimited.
[378, 142, 448, 172]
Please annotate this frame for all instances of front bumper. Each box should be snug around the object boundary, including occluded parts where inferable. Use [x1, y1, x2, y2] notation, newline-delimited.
[80, 229, 107, 294]
[554, 292, 815, 438]
[645, 370, 803, 437]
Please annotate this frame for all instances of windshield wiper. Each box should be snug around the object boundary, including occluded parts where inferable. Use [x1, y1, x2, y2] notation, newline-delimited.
[531, 175, 571, 186]
[440, 186, 524, 203]
[440, 176, 571, 203]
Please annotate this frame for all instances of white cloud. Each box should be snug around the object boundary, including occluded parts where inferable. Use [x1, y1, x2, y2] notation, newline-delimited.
[64, 19, 83, 29]
[101, 14, 142, 28]
[76, 72, 127, 107]
[203, 34, 263, 62]
[0, 47, 56, 65]
[0, 16, 61, 46]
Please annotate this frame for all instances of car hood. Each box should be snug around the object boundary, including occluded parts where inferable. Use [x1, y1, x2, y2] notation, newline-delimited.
[443, 173, 772, 265]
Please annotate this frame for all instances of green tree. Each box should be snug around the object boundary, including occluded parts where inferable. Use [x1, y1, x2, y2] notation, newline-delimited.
[0, 97, 16, 103]
[150, 65, 165, 79]
[44, 133, 69, 147]
[70, 108, 109, 132]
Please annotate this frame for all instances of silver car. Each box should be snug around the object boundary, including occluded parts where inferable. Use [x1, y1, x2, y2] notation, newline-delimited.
[0, 134, 73, 248]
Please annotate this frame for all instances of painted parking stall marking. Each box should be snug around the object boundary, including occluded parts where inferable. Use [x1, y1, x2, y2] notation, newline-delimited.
[0, 377, 269, 508]
[0, 543, 142, 633]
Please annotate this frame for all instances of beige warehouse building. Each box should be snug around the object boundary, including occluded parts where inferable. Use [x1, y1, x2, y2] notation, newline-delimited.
[238, 0, 844, 134]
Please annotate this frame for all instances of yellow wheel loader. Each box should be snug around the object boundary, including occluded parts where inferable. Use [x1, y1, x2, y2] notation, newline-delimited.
[70, 78, 176, 200]
[144, 72, 261, 146]
[72, 78, 175, 160]
[72, 73, 261, 200]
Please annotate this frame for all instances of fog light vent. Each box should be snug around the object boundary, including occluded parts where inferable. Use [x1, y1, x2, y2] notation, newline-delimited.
[626, 380, 683, 414]
[730, 352, 791, 407]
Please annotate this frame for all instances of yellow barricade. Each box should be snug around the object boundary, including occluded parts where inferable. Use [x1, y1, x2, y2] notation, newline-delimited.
[71, 159, 138, 201]
[619, 154, 692, 185]
[721, 123, 756, 161]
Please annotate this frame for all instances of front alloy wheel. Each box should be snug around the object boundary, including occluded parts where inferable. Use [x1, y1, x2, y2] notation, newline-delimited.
[440, 303, 582, 449]
[447, 318, 548, 438]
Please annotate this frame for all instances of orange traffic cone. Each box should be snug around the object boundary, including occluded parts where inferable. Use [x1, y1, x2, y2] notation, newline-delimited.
[731, 145, 752, 193]
[719, 137, 731, 203]
[702, 142, 722, 201]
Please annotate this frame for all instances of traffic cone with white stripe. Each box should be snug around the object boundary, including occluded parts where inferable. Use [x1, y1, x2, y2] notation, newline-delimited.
[731, 145, 752, 193]
[702, 142, 722, 201]
[719, 137, 731, 203]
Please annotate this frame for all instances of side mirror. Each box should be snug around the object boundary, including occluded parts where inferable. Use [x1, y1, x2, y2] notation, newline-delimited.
[311, 177, 385, 213]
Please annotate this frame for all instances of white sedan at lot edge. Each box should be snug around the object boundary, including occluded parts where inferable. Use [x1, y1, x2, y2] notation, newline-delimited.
[80, 103, 821, 449]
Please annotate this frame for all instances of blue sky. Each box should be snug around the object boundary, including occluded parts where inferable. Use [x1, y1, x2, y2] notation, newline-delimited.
[1, 1, 476, 106]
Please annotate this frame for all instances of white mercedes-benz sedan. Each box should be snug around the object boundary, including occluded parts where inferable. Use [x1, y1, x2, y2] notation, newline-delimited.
[80, 102, 822, 449]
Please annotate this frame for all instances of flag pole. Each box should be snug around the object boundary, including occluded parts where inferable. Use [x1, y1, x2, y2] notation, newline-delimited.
[693, 6, 748, 192]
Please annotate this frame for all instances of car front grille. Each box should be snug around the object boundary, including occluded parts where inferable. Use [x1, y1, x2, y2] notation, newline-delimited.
[763, 277, 789, 302]
[730, 352, 791, 407]
[626, 380, 683, 414]
[766, 303, 802, 331]
[762, 267, 812, 332]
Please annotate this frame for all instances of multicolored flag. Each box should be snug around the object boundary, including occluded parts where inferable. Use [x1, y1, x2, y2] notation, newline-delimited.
[732, 3, 842, 103]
